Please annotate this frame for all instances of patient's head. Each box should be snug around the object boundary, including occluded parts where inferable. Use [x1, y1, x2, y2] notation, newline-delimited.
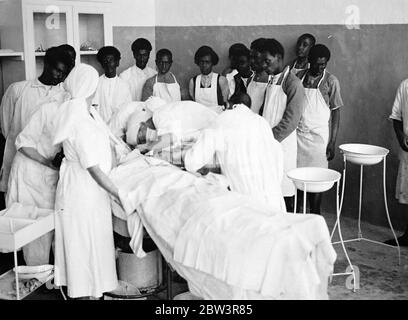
[228, 92, 252, 109]
[136, 117, 157, 145]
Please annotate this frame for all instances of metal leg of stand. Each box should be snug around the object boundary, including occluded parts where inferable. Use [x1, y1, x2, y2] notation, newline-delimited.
[334, 181, 357, 291]
[14, 249, 20, 300]
[331, 156, 347, 239]
[303, 183, 307, 215]
[382, 157, 401, 265]
[358, 165, 363, 239]
[293, 188, 297, 214]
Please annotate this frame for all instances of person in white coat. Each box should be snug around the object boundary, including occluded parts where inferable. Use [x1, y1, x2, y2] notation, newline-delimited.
[141, 49, 181, 103]
[259, 38, 307, 212]
[119, 38, 157, 101]
[385, 78, 408, 247]
[297, 44, 343, 214]
[180, 92, 286, 213]
[52, 63, 119, 299]
[93, 46, 132, 123]
[6, 91, 69, 265]
[0, 47, 72, 194]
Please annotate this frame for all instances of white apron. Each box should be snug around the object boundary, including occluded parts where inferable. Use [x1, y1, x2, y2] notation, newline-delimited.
[263, 67, 297, 196]
[195, 73, 219, 107]
[247, 78, 269, 115]
[297, 70, 330, 168]
[152, 73, 181, 103]
[291, 61, 310, 76]
[54, 116, 118, 298]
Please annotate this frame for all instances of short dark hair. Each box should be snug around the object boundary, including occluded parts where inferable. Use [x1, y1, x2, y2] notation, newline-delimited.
[156, 48, 172, 61]
[97, 46, 121, 64]
[250, 38, 267, 51]
[308, 44, 331, 63]
[44, 46, 72, 69]
[259, 38, 285, 59]
[131, 38, 152, 53]
[229, 92, 252, 109]
[228, 43, 247, 58]
[235, 46, 250, 60]
[194, 45, 219, 65]
[58, 44, 76, 60]
[297, 33, 316, 46]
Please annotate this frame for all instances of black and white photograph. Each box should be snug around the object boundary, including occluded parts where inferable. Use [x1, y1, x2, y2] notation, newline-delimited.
[0, 0, 407, 309]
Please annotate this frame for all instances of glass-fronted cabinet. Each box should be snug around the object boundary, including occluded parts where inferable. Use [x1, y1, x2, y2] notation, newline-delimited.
[0, 0, 112, 83]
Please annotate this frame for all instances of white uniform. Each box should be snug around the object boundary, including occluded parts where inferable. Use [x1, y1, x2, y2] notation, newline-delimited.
[0, 79, 64, 192]
[184, 104, 286, 212]
[263, 67, 298, 197]
[6, 96, 67, 265]
[152, 73, 181, 103]
[53, 64, 117, 298]
[390, 79, 408, 204]
[93, 75, 132, 123]
[119, 65, 157, 101]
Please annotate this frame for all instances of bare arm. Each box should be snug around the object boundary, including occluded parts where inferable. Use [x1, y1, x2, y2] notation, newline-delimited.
[188, 78, 195, 101]
[141, 78, 154, 102]
[218, 76, 230, 105]
[393, 120, 408, 152]
[19, 147, 56, 170]
[87, 165, 120, 200]
[327, 108, 341, 160]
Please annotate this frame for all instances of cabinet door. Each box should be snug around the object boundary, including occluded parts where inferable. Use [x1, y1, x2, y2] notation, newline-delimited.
[23, 4, 74, 79]
[72, 5, 113, 74]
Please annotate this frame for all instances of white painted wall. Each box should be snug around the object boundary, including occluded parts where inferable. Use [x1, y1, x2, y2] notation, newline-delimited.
[154, 0, 408, 26]
[64, 0, 156, 26]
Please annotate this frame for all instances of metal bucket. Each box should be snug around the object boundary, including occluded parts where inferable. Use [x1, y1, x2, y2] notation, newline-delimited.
[116, 248, 163, 291]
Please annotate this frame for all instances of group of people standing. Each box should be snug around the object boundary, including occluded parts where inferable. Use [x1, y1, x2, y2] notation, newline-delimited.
[0, 34, 345, 298]
[92, 35, 343, 214]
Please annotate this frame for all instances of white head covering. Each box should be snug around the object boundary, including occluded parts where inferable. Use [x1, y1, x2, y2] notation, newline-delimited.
[125, 109, 153, 146]
[53, 64, 99, 145]
[145, 96, 167, 113]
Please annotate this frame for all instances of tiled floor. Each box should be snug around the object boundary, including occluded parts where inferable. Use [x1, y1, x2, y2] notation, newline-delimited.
[1, 212, 407, 300]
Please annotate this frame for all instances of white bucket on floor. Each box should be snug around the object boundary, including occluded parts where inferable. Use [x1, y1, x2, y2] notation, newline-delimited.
[117, 249, 162, 290]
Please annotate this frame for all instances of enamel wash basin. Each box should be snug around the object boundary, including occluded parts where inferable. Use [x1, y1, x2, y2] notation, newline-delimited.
[287, 167, 341, 193]
[339, 144, 389, 166]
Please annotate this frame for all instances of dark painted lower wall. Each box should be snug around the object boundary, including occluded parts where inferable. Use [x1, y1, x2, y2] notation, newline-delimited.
[113, 26, 156, 75]
[155, 24, 408, 230]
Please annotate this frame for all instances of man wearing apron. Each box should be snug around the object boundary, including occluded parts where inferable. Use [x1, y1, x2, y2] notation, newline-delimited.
[297, 44, 343, 214]
[229, 45, 255, 98]
[189, 46, 229, 114]
[141, 49, 181, 103]
[260, 39, 307, 212]
[385, 78, 408, 247]
[248, 38, 270, 115]
[290, 33, 316, 78]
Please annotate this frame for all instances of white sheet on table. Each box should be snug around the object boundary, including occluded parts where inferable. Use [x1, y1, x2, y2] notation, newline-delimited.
[110, 154, 337, 299]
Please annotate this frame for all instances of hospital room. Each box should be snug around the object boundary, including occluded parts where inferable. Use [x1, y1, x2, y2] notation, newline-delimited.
[0, 0, 407, 308]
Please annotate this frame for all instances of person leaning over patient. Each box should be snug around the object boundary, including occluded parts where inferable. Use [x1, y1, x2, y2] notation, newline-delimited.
[175, 92, 286, 213]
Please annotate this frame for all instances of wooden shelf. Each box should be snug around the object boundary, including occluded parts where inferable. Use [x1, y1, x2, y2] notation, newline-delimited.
[0, 51, 24, 61]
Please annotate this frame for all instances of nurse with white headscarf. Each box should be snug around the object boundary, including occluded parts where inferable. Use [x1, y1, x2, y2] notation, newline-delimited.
[52, 63, 119, 299]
